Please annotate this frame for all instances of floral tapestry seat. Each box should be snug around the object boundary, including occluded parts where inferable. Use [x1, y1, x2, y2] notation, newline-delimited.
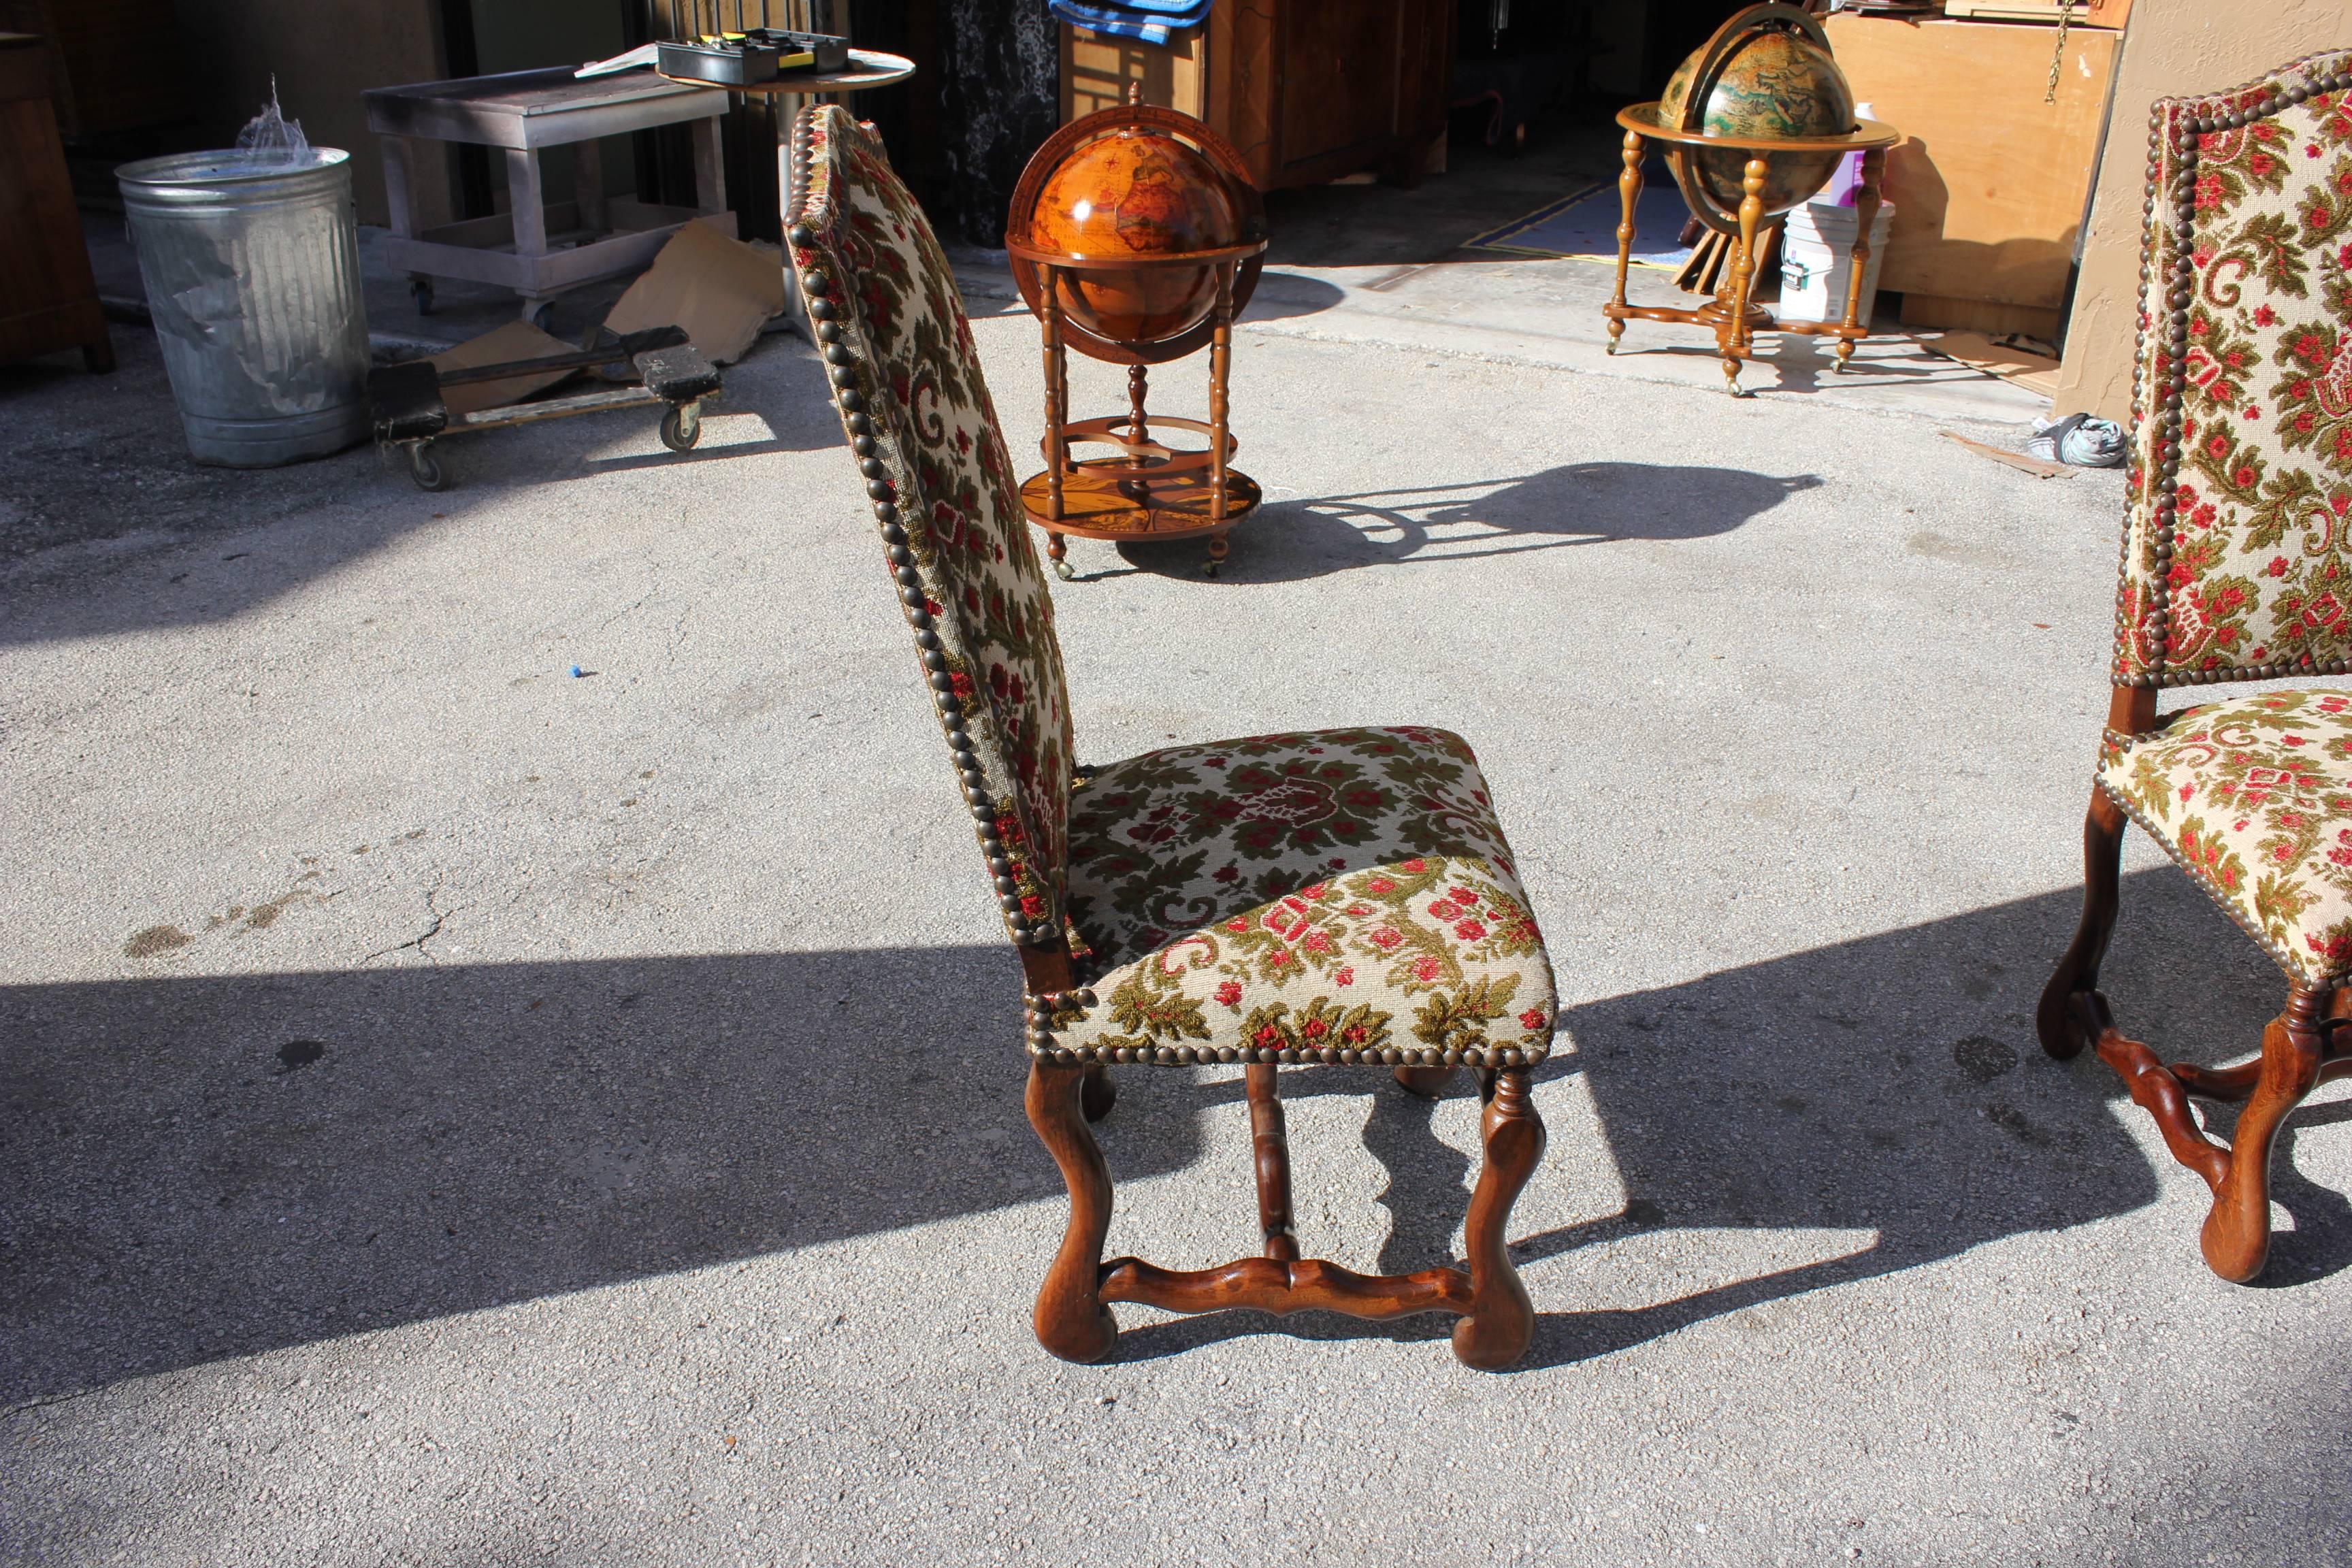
[2040, 50, 2352, 1286]
[2100, 689, 2352, 982]
[785, 103, 1554, 1369]
[1050, 726, 1556, 1066]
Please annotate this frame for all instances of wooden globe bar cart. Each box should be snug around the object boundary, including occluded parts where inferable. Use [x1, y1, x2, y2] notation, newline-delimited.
[1006, 87, 1269, 578]
[1601, 3, 1897, 397]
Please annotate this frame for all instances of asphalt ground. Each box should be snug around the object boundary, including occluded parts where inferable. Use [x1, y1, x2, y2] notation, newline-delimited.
[3, 258, 2348, 1567]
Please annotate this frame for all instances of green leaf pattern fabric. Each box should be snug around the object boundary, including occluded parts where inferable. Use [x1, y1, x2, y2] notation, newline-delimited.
[2103, 689, 2352, 981]
[2117, 54, 2352, 681]
[1039, 727, 1558, 1066]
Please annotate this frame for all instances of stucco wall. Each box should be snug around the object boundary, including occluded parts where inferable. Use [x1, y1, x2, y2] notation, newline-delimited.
[2053, 0, 2349, 423]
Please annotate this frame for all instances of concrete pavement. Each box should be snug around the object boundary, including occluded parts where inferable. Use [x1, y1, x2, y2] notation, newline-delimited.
[2, 247, 2347, 1567]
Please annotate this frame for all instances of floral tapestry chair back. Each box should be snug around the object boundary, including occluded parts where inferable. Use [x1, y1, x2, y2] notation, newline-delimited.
[785, 106, 1563, 1371]
[2042, 50, 2352, 1287]
[785, 106, 1075, 948]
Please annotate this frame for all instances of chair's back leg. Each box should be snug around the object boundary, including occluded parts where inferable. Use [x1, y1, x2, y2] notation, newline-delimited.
[2038, 785, 2128, 1060]
[1026, 1062, 1119, 1362]
[1246, 1064, 1300, 1262]
[1452, 1067, 1545, 1370]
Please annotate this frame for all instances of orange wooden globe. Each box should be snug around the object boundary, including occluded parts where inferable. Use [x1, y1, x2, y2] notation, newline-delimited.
[1008, 97, 1265, 365]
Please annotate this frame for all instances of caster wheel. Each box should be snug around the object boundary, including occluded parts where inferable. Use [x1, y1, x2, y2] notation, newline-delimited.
[659, 404, 702, 453]
[406, 442, 448, 492]
[1200, 560, 1222, 579]
[1604, 341, 1618, 356]
[410, 278, 434, 316]
[1051, 558, 1075, 581]
[527, 301, 555, 333]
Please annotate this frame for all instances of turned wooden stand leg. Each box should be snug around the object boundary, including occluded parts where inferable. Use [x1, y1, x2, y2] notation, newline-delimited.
[2201, 991, 2325, 1282]
[1833, 147, 1884, 373]
[1041, 265, 1074, 580]
[1205, 263, 1234, 578]
[1720, 157, 1769, 397]
[1453, 1068, 1544, 1369]
[1606, 129, 1644, 355]
[2038, 785, 2127, 1060]
[1026, 1061, 1118, 1362]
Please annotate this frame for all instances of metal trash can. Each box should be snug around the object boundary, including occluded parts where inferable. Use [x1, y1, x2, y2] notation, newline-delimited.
[116, 148, 370, 468]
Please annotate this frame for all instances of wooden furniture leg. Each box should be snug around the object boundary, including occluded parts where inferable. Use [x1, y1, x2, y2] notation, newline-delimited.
[2037, 785, 2127, 1060]
[1721, 157, 1768, 397]
[1205, 262, 1234, 576]
[2200, 993, 2325, 1281]
[1453, 1068, 1545, 1369]
[1026, 1061, 1119, 1362]
[1247, 1065, 1300, 1260]
[1041, 265, 1072, 578]
[1393, 1064, 1456, 1098]
[1606, 129, 1644, 355]
[1082, 1063, 1116, 1122]
[505, 148, 551, 323]
[1833, 146, 1884, 372]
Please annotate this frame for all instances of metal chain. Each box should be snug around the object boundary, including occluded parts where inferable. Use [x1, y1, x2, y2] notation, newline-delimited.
[2044, 0, 2076, 105]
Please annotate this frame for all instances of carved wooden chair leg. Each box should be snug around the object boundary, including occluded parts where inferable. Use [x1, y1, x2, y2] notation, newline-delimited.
[1452, 1068, 1546, 1370]
[1246, 1064, 1300, 1260]
[2201, 988, 2326, 1282]
[1392, 1064, 1456, 1098]
[2038, 787, 2127, 1060]
[1025, 1061, 1118, 1362]
[1081, 1063, 1116, 1122]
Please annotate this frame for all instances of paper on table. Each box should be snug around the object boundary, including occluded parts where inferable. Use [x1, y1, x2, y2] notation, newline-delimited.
[576, 44, 660, 78]
[601, 218, 784, 366]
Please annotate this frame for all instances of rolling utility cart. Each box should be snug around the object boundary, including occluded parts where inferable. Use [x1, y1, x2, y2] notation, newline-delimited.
[368, 327, 721, 491]
[365, 67, 734, 327]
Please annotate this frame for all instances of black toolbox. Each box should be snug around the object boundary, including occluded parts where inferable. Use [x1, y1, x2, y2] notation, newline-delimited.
[655, 30, 848, 87]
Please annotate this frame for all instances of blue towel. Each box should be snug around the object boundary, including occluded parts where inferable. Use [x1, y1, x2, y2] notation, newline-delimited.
[1047, 0, 1213, 44]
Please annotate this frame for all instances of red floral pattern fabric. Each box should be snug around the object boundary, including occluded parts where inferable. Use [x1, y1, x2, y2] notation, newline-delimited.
[1038, 728, 1558, 1066]
[789, 108, 1075, 940]
[2103, 689, 2352, 981]
[2117, 51, 2352, 681]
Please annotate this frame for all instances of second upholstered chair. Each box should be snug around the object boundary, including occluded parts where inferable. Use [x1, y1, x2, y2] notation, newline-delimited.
[783, 105, 1558, 1368]
[2041, 50, 2352, 1282]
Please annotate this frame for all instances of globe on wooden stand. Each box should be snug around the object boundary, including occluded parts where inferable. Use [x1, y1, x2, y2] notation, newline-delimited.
[1602, 3, 1898, 395]
[1006, 84, 1269, 578]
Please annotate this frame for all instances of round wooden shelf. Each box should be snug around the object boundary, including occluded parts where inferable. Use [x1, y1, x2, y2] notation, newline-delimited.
[1021, 463, 1261, 544]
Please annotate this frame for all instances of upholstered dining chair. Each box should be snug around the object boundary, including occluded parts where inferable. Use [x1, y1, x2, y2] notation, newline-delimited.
[782, 105, 1558, 1368]
[2041, 50, 2352, 1283]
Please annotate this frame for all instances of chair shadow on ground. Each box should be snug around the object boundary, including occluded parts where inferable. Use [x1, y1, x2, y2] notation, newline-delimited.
[9, 870, 2346, 1404]
[1097, 463, 1820, 584]
[1107, 866, 2352, 1368]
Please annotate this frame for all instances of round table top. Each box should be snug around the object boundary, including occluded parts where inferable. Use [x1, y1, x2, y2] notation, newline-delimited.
[1616, 101, 1899, 152]
[659, 48, 914, 95]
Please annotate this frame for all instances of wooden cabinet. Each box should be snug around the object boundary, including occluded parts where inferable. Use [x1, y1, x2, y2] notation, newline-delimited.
[0, 33, 112, 372]
[1823, 13, 2120, 339]
[1061, 0, 1452, 191]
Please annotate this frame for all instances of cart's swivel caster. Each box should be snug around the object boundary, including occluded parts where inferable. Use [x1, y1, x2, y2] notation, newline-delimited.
[1051, 558, 1076, 581]
[410, 277, 434, 316]
[525, 300, 555, 333]
[659, 402, 702, 453]
[1199, 559, 1221, 578]
[404, 440, 448, 492]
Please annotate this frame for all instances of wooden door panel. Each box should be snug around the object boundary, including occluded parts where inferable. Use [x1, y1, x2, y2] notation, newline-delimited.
[1275, 0, 1405, 174]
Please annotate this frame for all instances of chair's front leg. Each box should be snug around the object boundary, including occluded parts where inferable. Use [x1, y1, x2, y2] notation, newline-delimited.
[1452, 1067, 1544, 1370]
[2202, 989, 2326, 1283]
[1025, 1061, 1118, 1362]
[2038, 785, 2127, 1060]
